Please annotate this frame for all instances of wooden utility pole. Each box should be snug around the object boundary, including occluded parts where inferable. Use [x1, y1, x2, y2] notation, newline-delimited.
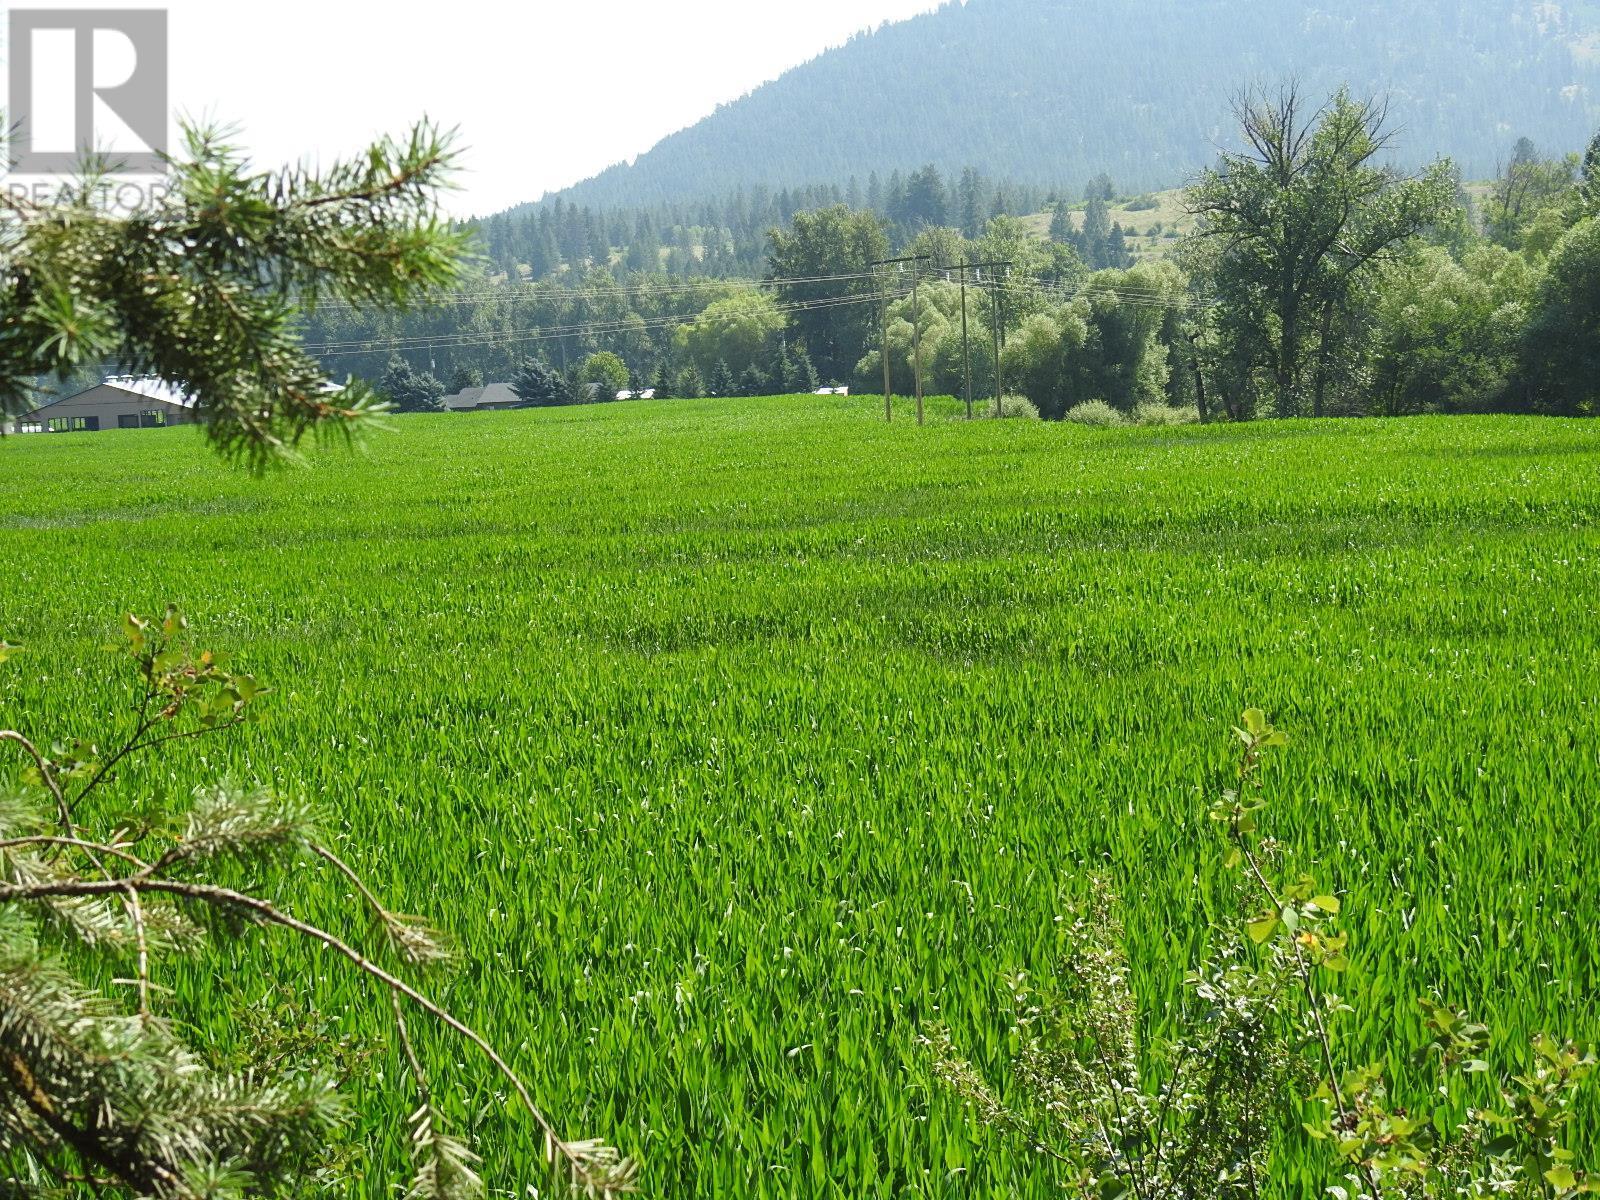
[868, 255, 932, 424]
[959, 267, 972, 419]
[989, 264, 1015, 416]
[944, 261, 1011, 418]
[938, 260, 1011, 420]
[880, 266, 892, 422]
[934, 262, 972, 419]
[912, 266, 924, 426]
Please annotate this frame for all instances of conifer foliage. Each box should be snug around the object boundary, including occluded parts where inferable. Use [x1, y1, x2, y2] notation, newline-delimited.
[0, 126, 632, 1198]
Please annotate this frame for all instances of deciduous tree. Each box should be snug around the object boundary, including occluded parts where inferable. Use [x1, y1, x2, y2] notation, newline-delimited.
[1186, 85, 1455, 417]
[767, 206, 890, 381]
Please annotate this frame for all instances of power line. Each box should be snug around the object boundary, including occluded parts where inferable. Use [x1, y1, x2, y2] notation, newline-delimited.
[302, 290, 907, 359]
[306, 269, 889, 313]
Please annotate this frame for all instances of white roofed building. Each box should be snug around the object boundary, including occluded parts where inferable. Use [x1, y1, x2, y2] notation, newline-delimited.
[6, 376, 198, 435]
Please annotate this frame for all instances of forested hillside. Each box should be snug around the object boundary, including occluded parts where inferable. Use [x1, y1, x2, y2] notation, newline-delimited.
[537, 0, 1600, 209]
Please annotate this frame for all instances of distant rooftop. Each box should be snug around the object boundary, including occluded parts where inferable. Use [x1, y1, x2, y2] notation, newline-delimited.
[443, 382, 523, 412]
[97, 375, 199, 409]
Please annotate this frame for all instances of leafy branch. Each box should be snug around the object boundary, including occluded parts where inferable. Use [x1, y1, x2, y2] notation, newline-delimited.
[0, 611, 636, 1199]
[929, 711, 1596, 1200]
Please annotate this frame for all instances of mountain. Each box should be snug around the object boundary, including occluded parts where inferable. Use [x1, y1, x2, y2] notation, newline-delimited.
[539, 0, 1600, 210]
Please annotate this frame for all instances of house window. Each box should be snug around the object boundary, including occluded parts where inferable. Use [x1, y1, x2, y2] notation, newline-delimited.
[141, 409, 166, 427]
[118, 414, 140, 429]
[19, 421, 42, 434]
[47, 417, 92, 433]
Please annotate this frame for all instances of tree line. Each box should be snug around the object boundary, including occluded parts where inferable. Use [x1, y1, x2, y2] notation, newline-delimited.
[316, 85, 1600, 423]
[478, 165, 1062, 282]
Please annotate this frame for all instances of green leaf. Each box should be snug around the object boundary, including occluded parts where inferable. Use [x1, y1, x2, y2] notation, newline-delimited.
[1247, 912, 1280, 944]
[121, 613, 149, 651]
[1546, 1166, 1578, 1192]
[0, 640, 21, 664]
[1311, 895, 1342, 914]
[1242, 708, 1268, 736]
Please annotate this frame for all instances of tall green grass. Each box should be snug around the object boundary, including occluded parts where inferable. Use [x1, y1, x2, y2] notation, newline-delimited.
[1, 394, 1597, 1197]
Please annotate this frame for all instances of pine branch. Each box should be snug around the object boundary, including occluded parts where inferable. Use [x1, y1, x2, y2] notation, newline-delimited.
[0, 875, 636, 1196]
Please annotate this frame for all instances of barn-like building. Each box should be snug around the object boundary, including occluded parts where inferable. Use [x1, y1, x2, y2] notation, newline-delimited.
[7, 376, 197, 435]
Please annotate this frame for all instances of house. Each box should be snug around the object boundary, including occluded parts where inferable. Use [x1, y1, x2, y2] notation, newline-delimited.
[442, 383, 526, 412]
[7, 375, 198, 434]
[815, 386, 851, 396]
[617, 389, 656, 401]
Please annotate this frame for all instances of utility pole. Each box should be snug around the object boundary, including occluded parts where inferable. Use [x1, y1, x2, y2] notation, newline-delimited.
[881, 268, 892, 422]
[939, 260, 1010, 420]
[959, 267, 972, 419]
[912, 266, 924, 426]
[945, 261, 1011, 419]
[988, 263, 1012, 417]
[868, 255, 932, 425]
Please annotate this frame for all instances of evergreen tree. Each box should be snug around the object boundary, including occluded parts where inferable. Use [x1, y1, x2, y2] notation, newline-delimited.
[737, 364, 771, 397]
[709, 359, 735, 397]
[651, 362, 674, 399]
[380, 356, 416, 407]
[529, 212, 561, 278]
[1583, 129, 1600, 216]
[1105, 222, 1134, 269]
[677, 364, 706, 398]
[1087, 173, 1116, 202]
[885, 170, 907, 228]
[449, 364, 484, 393]
[957, 168, 987, 237]
[410, 370, 446, 413]
[511, 357, 568, 406]
[380, 357, 446, 413]
[769, 343, 795, 394]
[625, 225, 660, 273]
[1081, 195, 1112, 268]
[1049, 200, 1076, 244]
[788, 345, 821, 393]
[902, 164, 949, 228]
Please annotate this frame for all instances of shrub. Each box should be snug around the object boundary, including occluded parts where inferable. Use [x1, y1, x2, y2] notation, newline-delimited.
[1133, 401, 1202, 426]
[927, 711, 1598, 1200]
[990, 394, 1041, 420]
[1063, 400, 1127, 427]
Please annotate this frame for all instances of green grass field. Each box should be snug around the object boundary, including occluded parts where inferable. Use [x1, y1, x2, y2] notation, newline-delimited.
[2, 394, 1598, 1197]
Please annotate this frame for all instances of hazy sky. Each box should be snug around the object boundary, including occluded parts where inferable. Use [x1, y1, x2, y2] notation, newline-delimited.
[8, 0, 949, 214]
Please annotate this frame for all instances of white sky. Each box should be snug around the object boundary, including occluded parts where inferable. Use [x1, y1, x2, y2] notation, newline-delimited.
[4, 0, 948, 214]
